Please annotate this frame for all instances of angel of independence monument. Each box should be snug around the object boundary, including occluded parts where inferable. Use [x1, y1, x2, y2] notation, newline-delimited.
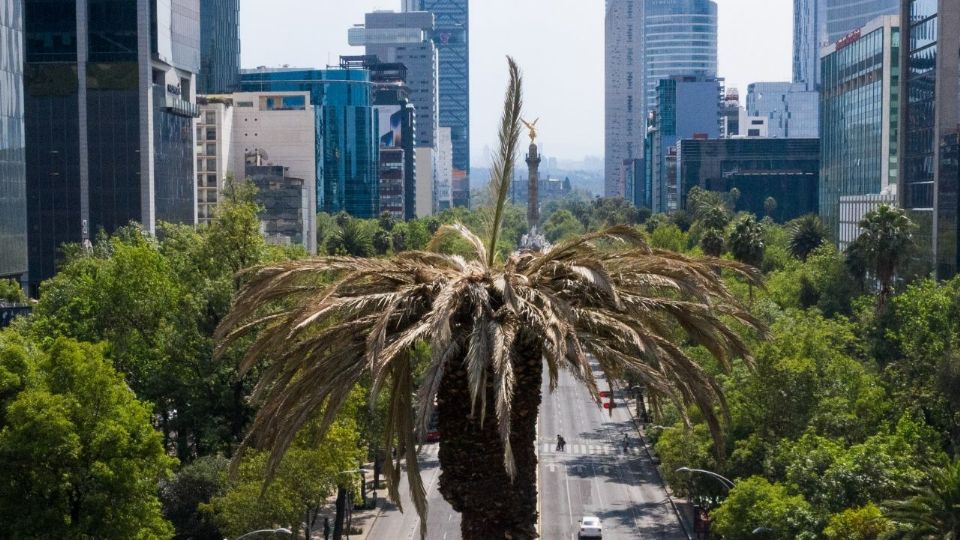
[520, 118, 548, 250]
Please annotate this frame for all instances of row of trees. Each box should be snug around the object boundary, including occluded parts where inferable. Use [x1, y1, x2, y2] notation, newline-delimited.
[639, 193, 960, 537]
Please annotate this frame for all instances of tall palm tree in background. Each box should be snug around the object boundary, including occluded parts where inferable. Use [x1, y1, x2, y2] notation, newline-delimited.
[215, 58, 763, 540]
[883, 458, 960, 539]
[789, 214, 826, 261]
[854, 204, 914, 310]
[729, 216, 766, 302]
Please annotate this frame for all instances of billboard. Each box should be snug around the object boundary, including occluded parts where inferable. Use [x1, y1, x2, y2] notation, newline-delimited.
[377, 106, 403, 148]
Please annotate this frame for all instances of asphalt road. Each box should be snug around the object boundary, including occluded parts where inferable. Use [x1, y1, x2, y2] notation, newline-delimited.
[364, 362, 685, 540]
[538, 363, 687, 540]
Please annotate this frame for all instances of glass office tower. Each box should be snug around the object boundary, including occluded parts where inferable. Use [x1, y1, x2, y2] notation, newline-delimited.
[404, 0, 469, 207]
[746, 82, 820, 138]
[643, 0, 718, 121]
[794, 0, 899, 89]
[0, 0, 26, 279]
[198, 0, 240, 94]
[819, 16, 900, 241]
[605, 0, 718, 197]
[900, 0, 960, 277]
[24, 0, 200, 289]
[240, 68, 380, 218]
[648, 76, 722, 213]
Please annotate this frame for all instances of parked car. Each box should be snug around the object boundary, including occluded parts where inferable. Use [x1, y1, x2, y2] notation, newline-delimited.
[578, 515, 602, 538]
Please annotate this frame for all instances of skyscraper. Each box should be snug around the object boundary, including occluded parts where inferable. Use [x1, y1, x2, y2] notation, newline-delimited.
[0, 0, 26, 280]
[819, 16, 900, 241]
[24, 0, 201, 289]
[900, 0, 960, 277]
[793, 0, 899, 89]
[605, 0, 644, 199]
[350, 10, 438, 150]
[403, 0, 469, 207]
[605, 0, 718, 198]
[746, 82, 819, 138]
[240, 67, 380, 218]
[198, 0, 240, 94]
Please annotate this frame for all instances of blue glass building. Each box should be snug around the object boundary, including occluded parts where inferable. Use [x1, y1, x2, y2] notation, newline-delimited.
[241, 68, 380, 218]
[746, 82, 820, 138]
[647, 76, 722, 213]
[404, 0, 469, 207]
[819, 16, 900, 240]
[0, 0, 26, 279]
[23, 0, 200, 289]
[198, 0, 240, 94]
[900, 0, 960, 277]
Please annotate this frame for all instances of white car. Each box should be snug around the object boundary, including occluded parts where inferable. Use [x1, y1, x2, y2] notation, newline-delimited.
[578, 515, 603, 538]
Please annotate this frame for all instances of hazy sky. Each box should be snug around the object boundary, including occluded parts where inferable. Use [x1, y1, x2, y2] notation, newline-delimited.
[240, 0, 793, 164]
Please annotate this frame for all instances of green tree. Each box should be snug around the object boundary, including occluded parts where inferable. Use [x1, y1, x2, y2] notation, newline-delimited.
[711, 477, 819, 540]
[824, 504, 893, 540]
[883, 458, 960, 539]
[160, 455, 228, 540]
[857, 204, 915, 309]
[327, 219, 374, 257]
[700, 227, 725, 257]
[0, 279, 25, 304]
[649, 222, 688, 252]
[205, 393, 364, 539]
[373, 229, 393, 255]
[0, 336, 174, 538]
[215, 58, 761, 540]
[542, 208, 584, 243]
[764, 196, 778, 220]
[730, 215, 766, 268]
[790, 214, 827, 262]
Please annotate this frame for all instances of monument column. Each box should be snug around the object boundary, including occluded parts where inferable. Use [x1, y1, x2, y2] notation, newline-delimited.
[525, 142, 541, 230]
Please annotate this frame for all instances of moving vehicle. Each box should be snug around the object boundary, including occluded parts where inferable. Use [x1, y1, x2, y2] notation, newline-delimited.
[578, 515, 603, 538]
[426, 409, 440, 442]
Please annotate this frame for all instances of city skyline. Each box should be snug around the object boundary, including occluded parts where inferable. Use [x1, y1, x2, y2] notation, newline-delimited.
[240, 0, 795, 163]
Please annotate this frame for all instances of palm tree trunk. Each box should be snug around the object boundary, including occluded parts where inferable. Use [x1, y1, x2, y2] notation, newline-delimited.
[436, 330, 543, 539]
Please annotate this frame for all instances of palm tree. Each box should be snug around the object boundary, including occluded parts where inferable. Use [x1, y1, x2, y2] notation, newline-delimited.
[215, 58, 763, 540]
[729, 216, 766, 302]
[764, 196, 778, 220]
[883, 459, 960, 539]
[789, 214, 827, 261]
[857, 204, 914, 310]
[701, 227, 725, 257]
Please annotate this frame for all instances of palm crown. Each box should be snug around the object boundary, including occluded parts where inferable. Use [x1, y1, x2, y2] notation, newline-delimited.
[215, 57, 764, 538]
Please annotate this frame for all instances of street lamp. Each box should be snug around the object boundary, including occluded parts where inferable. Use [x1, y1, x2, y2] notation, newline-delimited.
[675, 467, 736, 491]
[234, 528, 292, 540]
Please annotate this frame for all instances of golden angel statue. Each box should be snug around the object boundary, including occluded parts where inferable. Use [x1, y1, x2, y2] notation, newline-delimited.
[522, 117, 539, 143]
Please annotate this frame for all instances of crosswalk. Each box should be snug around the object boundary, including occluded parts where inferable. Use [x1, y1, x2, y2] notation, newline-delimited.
[416, 442, 641, 457]
[539, 442, 642, 456]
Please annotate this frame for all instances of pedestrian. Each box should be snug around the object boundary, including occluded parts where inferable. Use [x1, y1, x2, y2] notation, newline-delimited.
[323, 517, 331, 540]
[560, 435, 566, 452]
[556, 434, 563, 451]
[622, 433, 629, 452]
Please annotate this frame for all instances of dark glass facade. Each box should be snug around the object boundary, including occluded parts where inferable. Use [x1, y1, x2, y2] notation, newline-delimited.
[900, 0, 960, 277]
[198, 0, 239, 94]
[819, 18, 899, 240]
[678, 138, 821, 222]
[24, 0, 199, 288]
[408, 0, 469, 207]
[0, 0, 27, 278]
[241, 68, 380, 218]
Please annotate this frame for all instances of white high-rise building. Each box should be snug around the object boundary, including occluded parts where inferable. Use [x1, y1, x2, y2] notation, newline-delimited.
[198, 91, 317, 253]
[605, 0, 718, 198]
